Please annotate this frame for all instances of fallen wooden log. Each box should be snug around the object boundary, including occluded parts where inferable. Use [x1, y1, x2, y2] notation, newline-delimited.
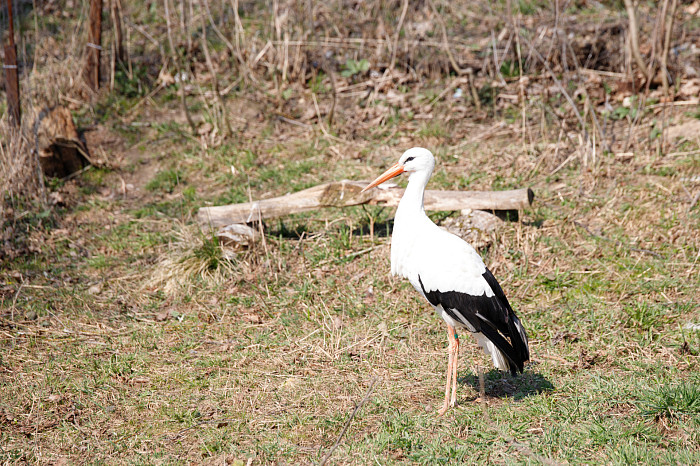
[197, 180, 533, 229]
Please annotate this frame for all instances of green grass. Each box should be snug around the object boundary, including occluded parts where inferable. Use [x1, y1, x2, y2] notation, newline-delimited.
[4, 134, 698, 462]
[146, 168, 185, 193]
[640, 379, 700, 421]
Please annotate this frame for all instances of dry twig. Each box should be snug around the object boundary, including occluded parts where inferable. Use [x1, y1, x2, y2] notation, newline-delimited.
[518, 34, 592, 151]
[318, 377, 379, 466]
[623, 0, 651, 82]
[660, 0, 678, 95]
[387, 0, 409, 73]
[200, 0, 232, 135]
[164, 0, 196, 132]
[428, 0, 471, 76]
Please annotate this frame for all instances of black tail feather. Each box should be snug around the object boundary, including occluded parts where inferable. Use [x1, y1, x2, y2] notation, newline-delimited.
[478, 324, 525, 375]
[508, 313, 530, 367]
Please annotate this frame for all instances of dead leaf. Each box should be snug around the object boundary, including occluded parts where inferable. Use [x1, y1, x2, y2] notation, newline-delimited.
[49, 191, 64, 206]
[300, 106, 316, 122]
[158, 69, 175, 86]
[241, 313, 261, 324]
[217, 223, 260, 248]
[678, 78, 700, 99]
[552, 331, 579, 345]
[385, 89, 406, 105]
[198, 122, 213, 135]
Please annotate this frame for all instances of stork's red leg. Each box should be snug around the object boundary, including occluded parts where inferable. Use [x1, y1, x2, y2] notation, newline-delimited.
[450, 333, 459, 407]
[438, 325, 456, 415]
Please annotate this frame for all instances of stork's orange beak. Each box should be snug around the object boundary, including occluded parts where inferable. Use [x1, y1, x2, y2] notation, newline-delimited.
[361, 163, 405, 193]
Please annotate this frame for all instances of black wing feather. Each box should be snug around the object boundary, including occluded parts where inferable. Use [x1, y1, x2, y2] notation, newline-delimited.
[418, 268, 529, 374]
[482, 268, 530, 367]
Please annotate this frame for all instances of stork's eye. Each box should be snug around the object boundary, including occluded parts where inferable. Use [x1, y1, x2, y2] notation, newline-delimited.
[404, 156, 415, 163]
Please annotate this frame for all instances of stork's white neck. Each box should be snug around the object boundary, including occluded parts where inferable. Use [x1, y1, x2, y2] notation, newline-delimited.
[397, 169, 432, 218]
[389, 155, 441, 281]
[391, 168, 434, 279]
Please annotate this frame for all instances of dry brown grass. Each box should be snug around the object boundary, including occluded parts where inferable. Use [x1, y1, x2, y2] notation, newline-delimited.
[0, 122, 43, 211]
[144, 221, 237, 295]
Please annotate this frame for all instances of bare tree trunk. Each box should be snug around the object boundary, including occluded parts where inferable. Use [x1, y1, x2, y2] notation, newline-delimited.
[84, 0, 103, 91]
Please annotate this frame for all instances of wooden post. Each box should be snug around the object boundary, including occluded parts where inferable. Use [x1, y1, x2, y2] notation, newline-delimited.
[84, 0, 103, 90]
[4, 0, 20, 127]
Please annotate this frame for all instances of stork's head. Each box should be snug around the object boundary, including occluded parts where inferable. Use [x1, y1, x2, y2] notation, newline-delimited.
[361, 147, 435, 192]
[399, 147, 435, 174]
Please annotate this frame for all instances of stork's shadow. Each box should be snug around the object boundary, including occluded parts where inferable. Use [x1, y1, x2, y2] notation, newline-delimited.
[458, 369, 554, 401]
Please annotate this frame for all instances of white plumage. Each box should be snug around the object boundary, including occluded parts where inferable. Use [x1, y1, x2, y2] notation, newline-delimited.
[362, 147, 530, 414]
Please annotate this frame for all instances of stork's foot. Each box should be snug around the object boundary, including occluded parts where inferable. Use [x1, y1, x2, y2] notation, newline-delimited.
[437, 400, 455, 416]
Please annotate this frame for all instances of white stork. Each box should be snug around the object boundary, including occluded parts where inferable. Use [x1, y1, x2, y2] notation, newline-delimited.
[361, 147, 530, 415]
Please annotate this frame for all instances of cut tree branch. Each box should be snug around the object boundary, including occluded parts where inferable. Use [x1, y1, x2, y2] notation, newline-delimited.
[197, 181, 534, 229]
